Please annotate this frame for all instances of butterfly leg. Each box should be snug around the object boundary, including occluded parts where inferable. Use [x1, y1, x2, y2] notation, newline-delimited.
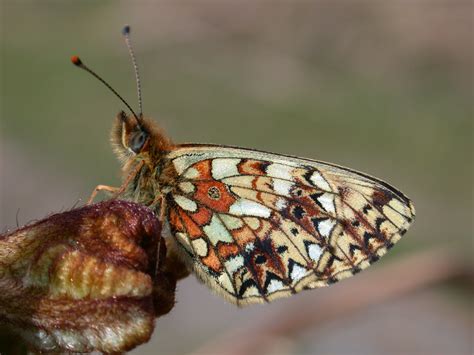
[87, 185, 119, 204]
[87, 160, 145, 204]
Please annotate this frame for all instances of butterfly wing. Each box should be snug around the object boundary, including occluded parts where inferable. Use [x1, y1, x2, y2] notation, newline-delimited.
[164, 144, 415, 306]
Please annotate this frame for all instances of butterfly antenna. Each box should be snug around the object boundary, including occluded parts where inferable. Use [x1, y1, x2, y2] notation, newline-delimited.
[122, 25, 143, 119]
[70, 55, 141, 125]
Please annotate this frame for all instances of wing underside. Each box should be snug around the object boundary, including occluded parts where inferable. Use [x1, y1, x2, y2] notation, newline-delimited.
[165, 145, 415, 306]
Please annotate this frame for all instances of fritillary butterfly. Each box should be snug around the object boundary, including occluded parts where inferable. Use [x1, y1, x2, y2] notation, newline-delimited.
[73, 26, 415, 306]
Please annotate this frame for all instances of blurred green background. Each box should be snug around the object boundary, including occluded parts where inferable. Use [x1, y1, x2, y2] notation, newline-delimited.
[1, 1, 472, 354]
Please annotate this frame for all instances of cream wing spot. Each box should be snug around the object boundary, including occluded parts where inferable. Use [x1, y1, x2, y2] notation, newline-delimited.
[229, 199, 271, 218]
[267, 163, 294, 180]
[389, 198, 410, 216]
[183, 167, 200, 179]
[203, 214, 234, 245]
[173, 195, 198, 212]
[225, 255, 244, 274]
[211, 158, 241, 180]
[222, 175, 254, 188]
[382, 205, 406, 226]
[179, 181, 196, 194]
[244, 217, 261, 230]
[220, 214, 244, 230]
[172, 154, 206, 175]
[176, 232, 193, 254]
[191, 238, 208, 257]
[241, 284, 260, 298]
[217, 272, 235, 294]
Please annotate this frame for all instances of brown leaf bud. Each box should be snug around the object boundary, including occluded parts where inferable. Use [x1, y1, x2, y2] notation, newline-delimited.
[0, 200, 177, 353]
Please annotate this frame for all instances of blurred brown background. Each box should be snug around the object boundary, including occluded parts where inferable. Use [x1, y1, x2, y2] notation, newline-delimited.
[1, 1, 472, 354]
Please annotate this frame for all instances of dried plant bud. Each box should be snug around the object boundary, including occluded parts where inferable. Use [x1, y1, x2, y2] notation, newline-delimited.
[0, 200, 179, 353]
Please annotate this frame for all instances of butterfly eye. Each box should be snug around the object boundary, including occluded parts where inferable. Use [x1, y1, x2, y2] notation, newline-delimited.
[129, 131, 148, 153]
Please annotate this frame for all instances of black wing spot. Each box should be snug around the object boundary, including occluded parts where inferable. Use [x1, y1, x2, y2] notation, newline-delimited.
[364, 232, 375, 247]
[277, 245, 288, 254]
[375, 217, 385, 231]
[238, 279, 259, 298]
[369, 254, 380, 263]
[290, 227, 299, 236]
[309, 192, 325, 209]
[349, 243, 362, 256]
[363, 204, 373, 214]
[293, 205, 306, 219]
[303, 169, 315, 186]
[327, 277, 338, 284]
[255, 255, 267, 264]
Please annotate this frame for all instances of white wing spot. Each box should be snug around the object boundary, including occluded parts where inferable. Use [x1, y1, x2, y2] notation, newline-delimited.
[267, 279, 286, 293]
[275, 197, 288, 210]
[245, 242, 255, 252]
[273, 179, 294, 195]
[317, 193, 336, 214]
[310, 171, 331, 191]
[290, 264, 307, 282]
[308, 244, 323, 261]
[318, 219, 336, 238]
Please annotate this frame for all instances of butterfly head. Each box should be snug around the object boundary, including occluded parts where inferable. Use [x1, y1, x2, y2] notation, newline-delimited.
[111, 111, 173, 162]
[115, 111, 149, 154]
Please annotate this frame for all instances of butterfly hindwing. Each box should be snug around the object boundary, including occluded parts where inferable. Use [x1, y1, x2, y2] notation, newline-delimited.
[165, 145, 415, 306]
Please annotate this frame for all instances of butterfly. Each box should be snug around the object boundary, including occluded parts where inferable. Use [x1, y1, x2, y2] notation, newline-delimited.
[72, 26, 415, 306]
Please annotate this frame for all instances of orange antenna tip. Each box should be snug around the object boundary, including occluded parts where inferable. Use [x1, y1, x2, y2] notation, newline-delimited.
[71, 55, 82, 66]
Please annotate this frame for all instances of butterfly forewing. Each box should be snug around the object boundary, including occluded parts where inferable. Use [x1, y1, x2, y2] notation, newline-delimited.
[165, 145, 415, 306]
